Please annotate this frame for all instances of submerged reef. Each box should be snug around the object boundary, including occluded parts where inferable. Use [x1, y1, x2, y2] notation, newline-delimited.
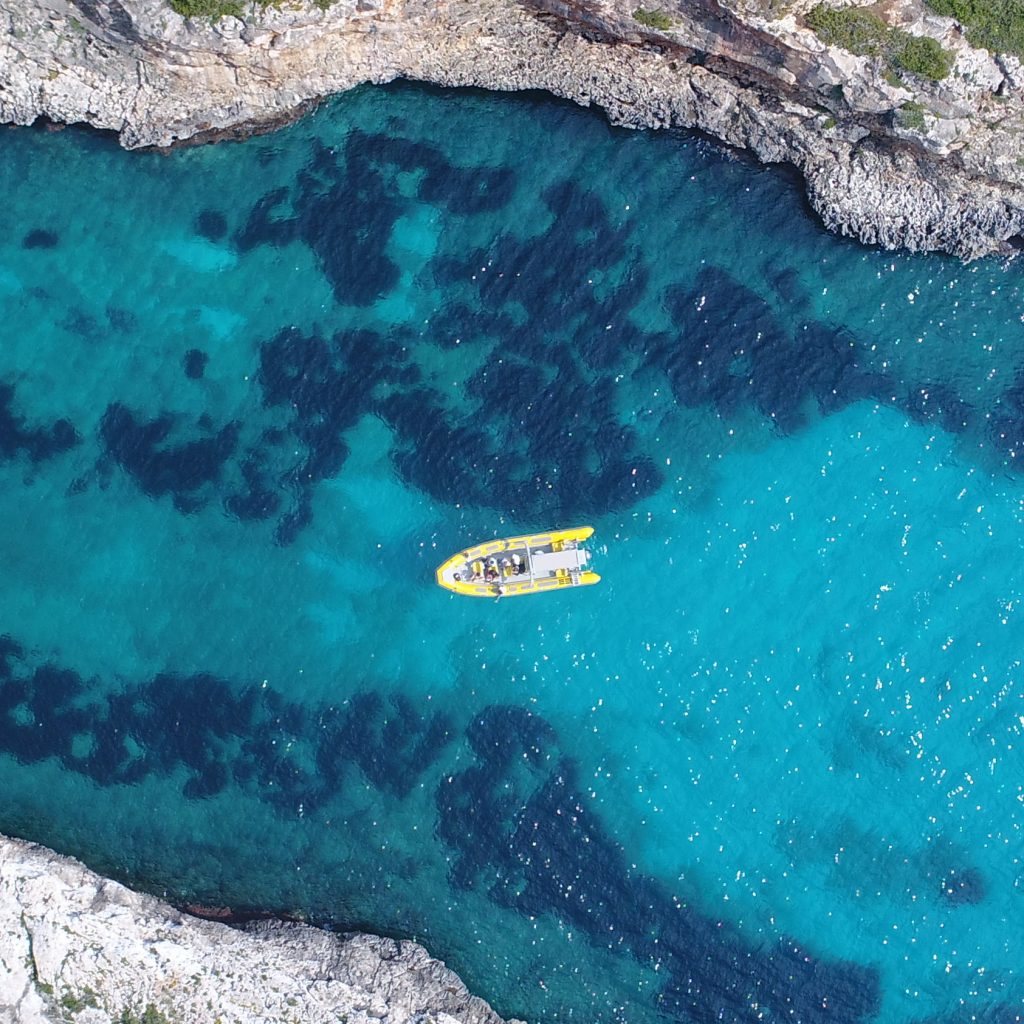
[0, 637, 903, 1023]
[438, 705, 880, 1024]
[3, 629, 1009, 1023]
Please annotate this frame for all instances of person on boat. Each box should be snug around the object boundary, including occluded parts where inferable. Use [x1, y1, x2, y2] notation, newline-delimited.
[511, 553, 523, 574]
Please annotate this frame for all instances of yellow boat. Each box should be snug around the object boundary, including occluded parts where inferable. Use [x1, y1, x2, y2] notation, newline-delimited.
[435, 526, 601, 598]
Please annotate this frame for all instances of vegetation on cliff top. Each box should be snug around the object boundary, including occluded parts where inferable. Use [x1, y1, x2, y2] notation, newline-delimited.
[112, 1005, 172, 1024]
[897, 100, 927, 130]
[169, 0, 336, 17]
[170, 0, 244, 16]
[806, 4, 954, 80]
[633, 8, 675, 31]
[925, 0, 1024, 58]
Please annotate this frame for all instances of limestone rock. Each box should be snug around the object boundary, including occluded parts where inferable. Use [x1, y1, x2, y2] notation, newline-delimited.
[0, 834, 520, 1024]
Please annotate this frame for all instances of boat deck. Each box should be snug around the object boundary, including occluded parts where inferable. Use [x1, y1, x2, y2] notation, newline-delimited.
[435, 527, 600, 598]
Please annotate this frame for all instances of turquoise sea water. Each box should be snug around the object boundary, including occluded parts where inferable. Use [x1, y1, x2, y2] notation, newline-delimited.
[3, 83, 1024, 1023]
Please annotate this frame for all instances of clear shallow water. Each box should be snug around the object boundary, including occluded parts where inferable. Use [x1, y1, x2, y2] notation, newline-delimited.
[2, 83, 1024, 1024]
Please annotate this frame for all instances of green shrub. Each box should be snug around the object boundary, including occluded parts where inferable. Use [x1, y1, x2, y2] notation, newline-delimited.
[806, 3, 953, 79]
[169, 0, 245, 18]
[822, 115, 837, 128]
[633, 7, 674, 31]
[891, 33, 954, 78]
[806, 4, 888, 55]
[926, 0, 1024, 57]
[897, 100, 927, 129]
[112, 1004, 170, 1024]
[61, 993, 86, 1014]
[171, 0, 338, 18]
[60, 988, 97, 1014]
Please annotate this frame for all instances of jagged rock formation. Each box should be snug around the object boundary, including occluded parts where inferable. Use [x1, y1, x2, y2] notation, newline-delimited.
[1, 0, 1024, 256]
[0, 834, 519, 1024]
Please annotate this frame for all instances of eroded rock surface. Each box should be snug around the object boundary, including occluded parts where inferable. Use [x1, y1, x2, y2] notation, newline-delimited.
[0, 834, 518, 1024]
[0, 0, 1023, 256]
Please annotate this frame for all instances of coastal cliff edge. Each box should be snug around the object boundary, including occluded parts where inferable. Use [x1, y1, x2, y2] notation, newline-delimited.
[3, 0, 1024, 257]
[0, 833, 521, 1024]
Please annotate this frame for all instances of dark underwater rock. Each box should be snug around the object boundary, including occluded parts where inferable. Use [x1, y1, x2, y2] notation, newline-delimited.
[183, 348, 209, 379]
[21, 228, 59, 249]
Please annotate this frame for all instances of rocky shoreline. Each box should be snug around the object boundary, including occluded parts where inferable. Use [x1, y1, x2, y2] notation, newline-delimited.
[0, 833, 520, 1024]
[2, 0, 1024, 257]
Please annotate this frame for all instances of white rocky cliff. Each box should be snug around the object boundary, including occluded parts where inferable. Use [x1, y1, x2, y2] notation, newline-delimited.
[2, 0, 1024, 257]
[0, 834, 519, 1024]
